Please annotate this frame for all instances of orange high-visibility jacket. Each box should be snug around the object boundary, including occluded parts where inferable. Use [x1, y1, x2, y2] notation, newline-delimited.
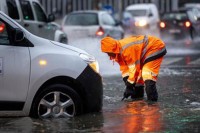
[114, 35, 166, 84]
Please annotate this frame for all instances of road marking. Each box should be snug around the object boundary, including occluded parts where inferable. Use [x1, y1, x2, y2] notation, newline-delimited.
[162, 57, 183, 65]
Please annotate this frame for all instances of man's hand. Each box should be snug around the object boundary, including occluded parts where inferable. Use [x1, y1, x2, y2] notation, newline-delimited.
[123, 76, 129, 84]
[122, 82, 135, 100]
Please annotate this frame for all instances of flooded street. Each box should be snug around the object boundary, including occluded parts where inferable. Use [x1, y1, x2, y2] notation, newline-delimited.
[0, 71, 199, 132]
[0, 38, 200, 132]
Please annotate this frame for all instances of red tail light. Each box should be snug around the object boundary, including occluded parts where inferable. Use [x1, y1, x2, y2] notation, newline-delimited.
[0, 23, 5, 33]
[160, 22, 166, 28]
[96, 27, 104, 36]
[185, 21, 191, 28]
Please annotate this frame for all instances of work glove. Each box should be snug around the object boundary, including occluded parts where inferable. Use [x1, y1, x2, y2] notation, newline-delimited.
[122, 82, 135, 100]
[122, 76, 129, 84]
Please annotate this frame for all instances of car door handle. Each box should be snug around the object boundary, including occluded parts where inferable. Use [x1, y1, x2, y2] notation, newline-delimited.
[38, 24, 43, 28]
[24, 23, 29, 27]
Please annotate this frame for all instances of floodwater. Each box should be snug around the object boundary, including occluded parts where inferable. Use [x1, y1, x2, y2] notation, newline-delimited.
[0, 38, 200, 132]
[0, 71, 199, 133]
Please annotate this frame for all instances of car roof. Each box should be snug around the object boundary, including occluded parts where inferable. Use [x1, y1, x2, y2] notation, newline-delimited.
[68, 10, 108, 15]
[184, 3, 200, 8]
[162, 9, 188, 14]
[28, 0, 40, 3]
[126, 3, 156, 10]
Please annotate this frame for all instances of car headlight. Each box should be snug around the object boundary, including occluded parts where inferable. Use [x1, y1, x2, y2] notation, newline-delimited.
[135, 20, 147, 27]
[79, 53, 99, 73]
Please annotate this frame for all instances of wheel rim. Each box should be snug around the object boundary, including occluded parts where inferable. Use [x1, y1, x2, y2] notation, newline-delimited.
[38, 91, 75, 119]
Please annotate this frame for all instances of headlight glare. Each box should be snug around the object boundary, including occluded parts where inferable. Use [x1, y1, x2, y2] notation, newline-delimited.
[135, 20, 147, 27]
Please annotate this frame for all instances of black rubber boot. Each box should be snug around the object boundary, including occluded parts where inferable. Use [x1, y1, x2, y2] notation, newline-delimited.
[131, 85, 144, 99]
[144, 80, 158, 101]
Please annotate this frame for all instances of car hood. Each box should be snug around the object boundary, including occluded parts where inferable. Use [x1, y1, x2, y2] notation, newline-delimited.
[50, 41, 88, 55]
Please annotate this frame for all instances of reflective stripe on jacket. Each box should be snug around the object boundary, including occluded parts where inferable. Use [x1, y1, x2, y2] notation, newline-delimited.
[118, 35, 167, 84]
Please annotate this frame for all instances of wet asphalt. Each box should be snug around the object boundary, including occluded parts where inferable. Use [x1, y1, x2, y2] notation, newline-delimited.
[0, 38, 200, 133]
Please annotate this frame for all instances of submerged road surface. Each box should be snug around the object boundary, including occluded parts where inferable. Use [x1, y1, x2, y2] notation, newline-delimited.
[0, 38, 200, 132]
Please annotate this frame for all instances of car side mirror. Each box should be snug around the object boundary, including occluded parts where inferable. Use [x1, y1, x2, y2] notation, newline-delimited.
[115, 20, 122, 26]
[149, 13, 153, 17]
[47, 14, 55, 22]
[14, 29, 24, 42]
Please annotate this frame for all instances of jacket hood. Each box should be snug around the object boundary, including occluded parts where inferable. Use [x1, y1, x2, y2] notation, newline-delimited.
[101, 37, 121, 54]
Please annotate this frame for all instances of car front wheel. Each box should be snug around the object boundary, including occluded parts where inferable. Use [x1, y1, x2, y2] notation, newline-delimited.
[30, 84, 82, 119]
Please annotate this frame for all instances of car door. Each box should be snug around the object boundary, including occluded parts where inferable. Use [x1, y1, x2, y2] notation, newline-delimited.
[0, 16, 30, 111]
[32, 1, 55, 40]
[17, 0, 38, 36]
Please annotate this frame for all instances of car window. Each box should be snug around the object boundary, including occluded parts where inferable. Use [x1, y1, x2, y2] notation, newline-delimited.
[102, 13, 115, 26]
[6, 0, 19, 19]
[65, 13, 98, 26]
[33, 2, 47, 22]
[0, 21, 10, 45]
[20, 0, 34, 20]
[127, 9, 147, 16]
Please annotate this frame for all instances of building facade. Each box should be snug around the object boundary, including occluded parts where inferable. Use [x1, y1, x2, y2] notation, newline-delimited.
[39, 0, 190, 18]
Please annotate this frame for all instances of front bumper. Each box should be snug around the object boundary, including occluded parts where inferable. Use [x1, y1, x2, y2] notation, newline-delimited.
[77, 65, 103, 113]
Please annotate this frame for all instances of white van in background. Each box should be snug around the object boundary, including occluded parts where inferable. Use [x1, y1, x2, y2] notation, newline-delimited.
[124, 3, 160, 36]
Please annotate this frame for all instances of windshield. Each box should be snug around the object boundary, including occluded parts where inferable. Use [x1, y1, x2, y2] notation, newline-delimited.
[127, 9, 147, 16]
[162, 12, 188, 20]
[65, 13, 98, 26]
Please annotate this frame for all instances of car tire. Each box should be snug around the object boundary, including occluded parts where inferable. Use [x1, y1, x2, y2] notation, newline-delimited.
[30, 84, 82, 119]
[60, 37, 68, 44]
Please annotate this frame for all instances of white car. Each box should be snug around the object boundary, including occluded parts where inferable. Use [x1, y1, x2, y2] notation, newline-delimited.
[125, 3, 160, 36]
[0, 11, 103, 119]
[61, 10, 124, 43]
[0, 0, 68, 44]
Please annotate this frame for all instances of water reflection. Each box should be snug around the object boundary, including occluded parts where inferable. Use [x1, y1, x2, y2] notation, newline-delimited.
[0, 117, 33, 133]
[0, 113, 104, 133]
[0, 37, 200, 132]
[102, 100, 163, 133]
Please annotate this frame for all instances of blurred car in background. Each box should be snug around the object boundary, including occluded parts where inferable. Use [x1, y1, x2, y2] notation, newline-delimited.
[61, 10, 124, 43]
[124, 3, 160, 36]
[159, 9, 200, 40]
[122, 11, 135, 32]
[0, 0, 68, 44]
[183, 4, 200, 18]
[49, 22, 68, 43]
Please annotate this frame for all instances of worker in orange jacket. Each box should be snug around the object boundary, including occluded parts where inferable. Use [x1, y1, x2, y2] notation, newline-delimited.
[101, 35, 167, 101]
